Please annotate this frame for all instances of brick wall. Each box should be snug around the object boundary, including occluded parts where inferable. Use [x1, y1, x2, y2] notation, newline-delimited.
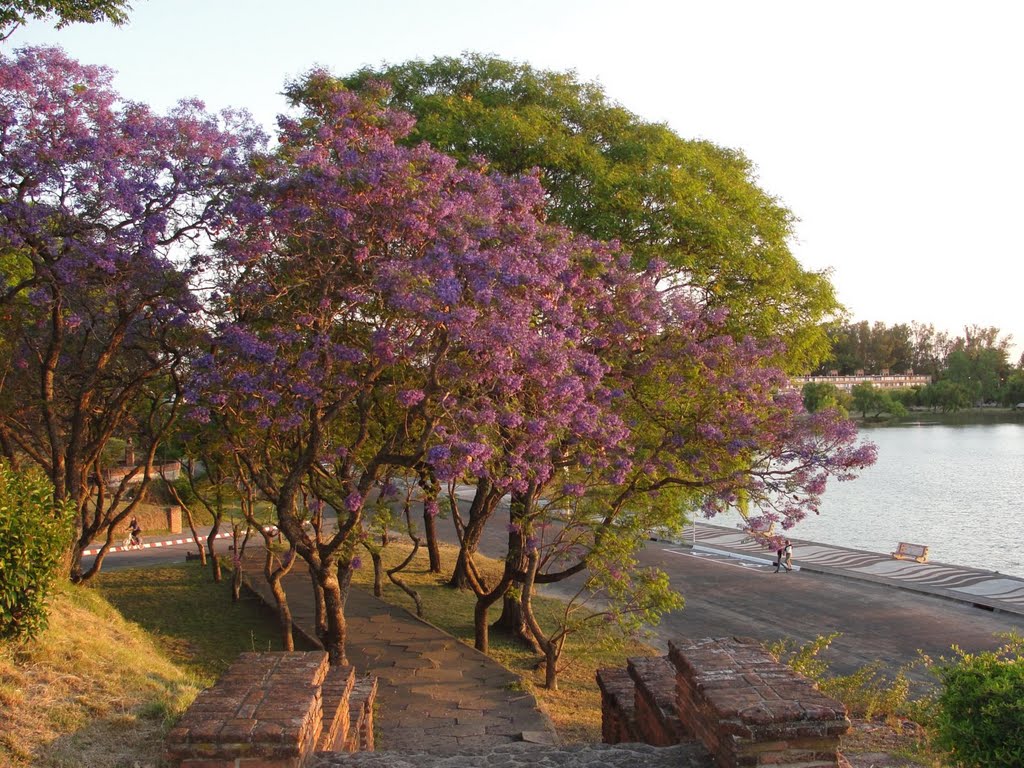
[166, 651, 376, 768]
[597, 636, 850, 768]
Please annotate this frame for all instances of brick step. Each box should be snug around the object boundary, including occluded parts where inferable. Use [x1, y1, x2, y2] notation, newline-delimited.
[318, 664, 355, 752]
[310, 741, 714, 768]
[628, 656, 690, 746]
[166, 652, 378, 768]
[343, 675, 378, 752]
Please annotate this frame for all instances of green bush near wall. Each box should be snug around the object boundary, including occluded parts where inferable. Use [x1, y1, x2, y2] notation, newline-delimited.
[931, 634, 1024, 768]
[0, 463, 75, 640]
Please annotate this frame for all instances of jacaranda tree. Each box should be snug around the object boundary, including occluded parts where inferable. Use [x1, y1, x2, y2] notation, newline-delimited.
[0, 47, 259, 581]
[189, 72, 659, 664]
[448, 292, 877, 672]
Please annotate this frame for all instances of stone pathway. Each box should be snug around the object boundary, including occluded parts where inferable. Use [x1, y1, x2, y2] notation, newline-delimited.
[241, 556, 558, 753]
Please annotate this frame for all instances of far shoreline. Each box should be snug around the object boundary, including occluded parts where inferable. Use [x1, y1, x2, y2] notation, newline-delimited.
[851, 406, 1024, 426]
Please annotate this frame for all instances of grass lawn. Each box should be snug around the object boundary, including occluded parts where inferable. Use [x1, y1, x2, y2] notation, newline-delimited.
[96, 562, 309, 680]
[0, 583, 198, 768]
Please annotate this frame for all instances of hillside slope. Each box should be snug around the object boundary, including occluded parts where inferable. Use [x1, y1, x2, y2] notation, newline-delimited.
[0, 583, 199, 768]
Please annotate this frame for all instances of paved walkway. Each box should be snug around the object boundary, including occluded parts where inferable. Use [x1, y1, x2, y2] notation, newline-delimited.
[239, 552, 558, 754]
[674, 523, 1024, 616]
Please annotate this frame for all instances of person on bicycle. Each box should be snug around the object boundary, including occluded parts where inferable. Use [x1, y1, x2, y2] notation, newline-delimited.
[128, 516, 142, 548]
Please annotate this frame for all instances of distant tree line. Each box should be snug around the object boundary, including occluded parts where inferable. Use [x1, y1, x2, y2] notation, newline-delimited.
[805, 321, 1024, 415]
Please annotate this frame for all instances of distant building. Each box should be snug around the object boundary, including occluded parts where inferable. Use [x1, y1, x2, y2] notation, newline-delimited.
[794, 370, 932, 392]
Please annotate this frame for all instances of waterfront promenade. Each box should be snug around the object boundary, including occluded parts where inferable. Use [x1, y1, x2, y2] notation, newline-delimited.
[676, 522, 1024, 616]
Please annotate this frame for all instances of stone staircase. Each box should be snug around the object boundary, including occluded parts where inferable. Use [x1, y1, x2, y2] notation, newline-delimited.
[165, 637, 852, 768]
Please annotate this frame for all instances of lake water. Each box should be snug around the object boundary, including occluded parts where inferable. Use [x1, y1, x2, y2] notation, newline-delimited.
[708, 416, 1024, 578]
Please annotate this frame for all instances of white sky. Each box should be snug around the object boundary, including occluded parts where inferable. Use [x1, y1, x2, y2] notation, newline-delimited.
[12, 0, 1024, 361]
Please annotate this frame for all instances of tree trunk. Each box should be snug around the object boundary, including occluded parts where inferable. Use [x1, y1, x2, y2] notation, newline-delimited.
[231, 562, 242, 602]
[423, 506, 442, 573]
[309, 563, 328, 644]
[543, 644, 559, 690]
[470, 558, 515, 652]
[450, 545, 477, 590]
[521, 547, 560, 690]
[387, 538, 424, 616]
[269, 572, 294, 652]
[370, 550, 384, 597]
[316, 563, 348, 665]
[68, 538, 86, 583]
[449, 480, 499, 589]
[492, 591, 536, 646]
[473, 587, 506, 654]
[490, 490, 536, 649]
[165, 479, 207, 565]
[207, 519, 222, 582]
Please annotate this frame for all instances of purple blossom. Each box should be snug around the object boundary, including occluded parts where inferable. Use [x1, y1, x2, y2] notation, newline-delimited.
[396, 389, 425, 407]
[190, 407, 211, 424]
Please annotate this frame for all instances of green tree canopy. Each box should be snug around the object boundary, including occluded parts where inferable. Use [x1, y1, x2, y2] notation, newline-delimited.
[850, 382, 906, 420]
[819, 320, 916, 375]
[0, 0, 131, 40]
[802, 381, 848, 415]
[339, 54, 841, 372]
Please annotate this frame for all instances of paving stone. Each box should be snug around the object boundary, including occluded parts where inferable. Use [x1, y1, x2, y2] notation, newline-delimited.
[310, 742, 714, 768]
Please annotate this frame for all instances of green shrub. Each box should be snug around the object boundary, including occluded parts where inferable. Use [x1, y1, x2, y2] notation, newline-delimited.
[0, 464, 75, 640]
[768, 632, 913, 719]
[931, 634, 1024, 768]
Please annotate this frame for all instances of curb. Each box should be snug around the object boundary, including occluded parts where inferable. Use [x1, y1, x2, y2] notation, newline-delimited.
[82, 528, 277, 557]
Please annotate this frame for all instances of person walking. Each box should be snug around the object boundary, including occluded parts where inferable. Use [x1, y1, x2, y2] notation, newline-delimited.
[773, 539, 794, 572]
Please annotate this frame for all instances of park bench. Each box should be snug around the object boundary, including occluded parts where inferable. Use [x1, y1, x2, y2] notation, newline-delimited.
[891, 541, 929, 563]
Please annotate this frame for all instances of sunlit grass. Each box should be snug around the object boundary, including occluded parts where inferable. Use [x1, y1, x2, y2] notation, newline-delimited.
[97, 562, 306, 679]
[0, 582, 199, 768]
